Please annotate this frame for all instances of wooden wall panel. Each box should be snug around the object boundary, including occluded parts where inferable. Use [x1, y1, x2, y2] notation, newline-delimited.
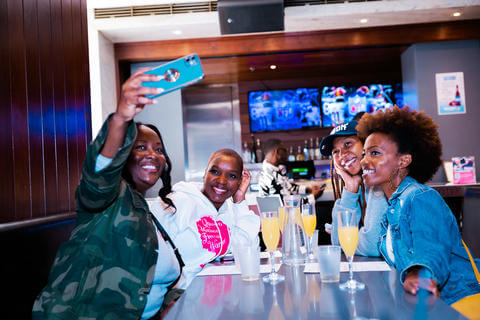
[51, 0, 71, 213]
[38, 0, 58, 214]
[9, 0, 31, 220]
[62, 0, 78, 211]
[1, 0, 90, 223]
[24, 0, 46, 218]
[0, 0, 15, 221]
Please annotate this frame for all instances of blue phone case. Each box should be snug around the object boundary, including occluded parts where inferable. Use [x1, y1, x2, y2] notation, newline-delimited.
[142, 53, 204, 99]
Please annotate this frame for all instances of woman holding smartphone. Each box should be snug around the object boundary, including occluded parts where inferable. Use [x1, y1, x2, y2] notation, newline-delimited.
[33, 69, 183, 319]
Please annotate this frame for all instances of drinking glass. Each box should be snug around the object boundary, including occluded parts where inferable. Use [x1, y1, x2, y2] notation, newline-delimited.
[261, 211, 285, 283]
[276, 206, 286, 258]
[301, 202, 317, 262]
[337, 209, 365, 291]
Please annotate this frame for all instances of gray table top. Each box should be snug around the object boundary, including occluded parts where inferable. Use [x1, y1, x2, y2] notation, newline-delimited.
[164, 257, 467, 320]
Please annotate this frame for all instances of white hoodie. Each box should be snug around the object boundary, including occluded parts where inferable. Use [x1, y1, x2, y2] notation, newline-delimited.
[150, 181, 260, 288]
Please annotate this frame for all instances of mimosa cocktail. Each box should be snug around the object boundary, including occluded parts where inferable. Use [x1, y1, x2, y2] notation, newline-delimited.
[337, 226, 358, 257]
[301, 202, 316, 262]
[261, 211, 285, 283]
[338, 209, 365, 291]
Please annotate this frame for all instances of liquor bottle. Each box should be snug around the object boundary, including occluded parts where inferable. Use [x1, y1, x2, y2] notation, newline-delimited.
[303, 140, 309, 160]
[308, 137, 315, 160]
[314, 137, 321, 160]
[242, 142, 251, 164]
[250, 135, 257, 163]
[255, 138, 264, 163]
[296, 145, 305, 161]
[287, 145, 296, 162]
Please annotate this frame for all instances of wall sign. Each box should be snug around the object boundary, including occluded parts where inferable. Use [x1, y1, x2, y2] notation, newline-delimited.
[435, 72, 466, 115]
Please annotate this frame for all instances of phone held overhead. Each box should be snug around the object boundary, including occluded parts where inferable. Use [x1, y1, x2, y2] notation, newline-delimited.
[143, 54, 205, 99]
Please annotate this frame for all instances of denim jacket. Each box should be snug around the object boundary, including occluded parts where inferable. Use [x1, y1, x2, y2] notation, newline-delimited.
[378, 176, 480, 304]
[331, 186, 387, 257]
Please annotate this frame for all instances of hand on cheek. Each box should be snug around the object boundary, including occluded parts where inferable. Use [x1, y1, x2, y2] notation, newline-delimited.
[233, 169, 250, 203]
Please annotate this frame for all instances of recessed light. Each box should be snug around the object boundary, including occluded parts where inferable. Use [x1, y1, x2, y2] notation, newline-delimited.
[360, 18, 368, 24]
[270, 65, 277, 70]
[172, 30, 182, 35]
[452, 12, 461, 17]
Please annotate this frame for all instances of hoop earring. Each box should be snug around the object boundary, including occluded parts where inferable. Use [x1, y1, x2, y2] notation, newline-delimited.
[389, 168, 407, 191]
[388, 168, 400, 192]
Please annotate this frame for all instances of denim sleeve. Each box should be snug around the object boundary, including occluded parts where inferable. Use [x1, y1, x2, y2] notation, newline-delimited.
[356, 189, 386, 257]
[398, 190, 455, 286]
[331, 188, 384, 257]
[330, 189, 361, 246]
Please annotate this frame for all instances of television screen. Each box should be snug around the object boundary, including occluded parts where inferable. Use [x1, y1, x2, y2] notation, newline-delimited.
[248, 88, 321, 133]
[321, 83, 404, 127]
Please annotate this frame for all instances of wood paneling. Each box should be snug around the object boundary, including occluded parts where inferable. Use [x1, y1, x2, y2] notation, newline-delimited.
[115, 20, 480, 62]
[114, 19, 479, 161]
[1, 0, 90, 223]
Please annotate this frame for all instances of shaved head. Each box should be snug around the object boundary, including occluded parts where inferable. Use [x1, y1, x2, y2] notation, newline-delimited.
[207, 148, 243, 172]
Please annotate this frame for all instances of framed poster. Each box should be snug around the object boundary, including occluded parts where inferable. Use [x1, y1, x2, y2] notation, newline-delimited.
[435, 72, 466, 115]
[452, 156, 476, 184]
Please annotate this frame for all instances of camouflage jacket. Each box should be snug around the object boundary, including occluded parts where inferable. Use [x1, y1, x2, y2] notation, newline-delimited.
[33, 118, 178, 319]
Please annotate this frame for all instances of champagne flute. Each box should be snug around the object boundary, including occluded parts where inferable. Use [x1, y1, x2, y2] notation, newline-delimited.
[337, 209, 365, 291]
[277, 206, 286, 260]
[301, 202, 316, 262]
[261, 211, 285, 283]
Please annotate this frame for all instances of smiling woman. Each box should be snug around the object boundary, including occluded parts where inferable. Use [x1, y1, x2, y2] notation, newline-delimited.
[356, 107, 480, 313]
[150, 148, 261, 288]
[32, 69, 183, 319]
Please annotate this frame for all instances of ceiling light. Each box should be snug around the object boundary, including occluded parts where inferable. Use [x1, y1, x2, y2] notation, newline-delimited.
[249, 66, 256, 72]
[270, 65, 277, 70]
[172, 30, 182, 35]
[360, 18, 368, 24]
[452, 12, 461, 17]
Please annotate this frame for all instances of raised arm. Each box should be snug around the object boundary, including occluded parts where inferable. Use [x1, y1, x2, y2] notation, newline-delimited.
[101, 68, 164, 158]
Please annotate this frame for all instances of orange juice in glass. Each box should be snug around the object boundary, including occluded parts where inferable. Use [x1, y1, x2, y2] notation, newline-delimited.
[338, 208, 365, 291]
[301, 202, 317, 261]
[261, 211, 285, 283]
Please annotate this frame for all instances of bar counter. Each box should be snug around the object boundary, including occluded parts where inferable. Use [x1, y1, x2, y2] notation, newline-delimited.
[164, 257, 466, 320]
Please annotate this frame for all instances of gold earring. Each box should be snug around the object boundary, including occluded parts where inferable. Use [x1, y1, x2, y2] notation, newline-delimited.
[388, 168, 400, 191]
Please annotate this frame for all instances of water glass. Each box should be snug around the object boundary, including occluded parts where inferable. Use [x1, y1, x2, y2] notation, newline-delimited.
[237, 244, 260, 281]
[317, 245, 341, 282]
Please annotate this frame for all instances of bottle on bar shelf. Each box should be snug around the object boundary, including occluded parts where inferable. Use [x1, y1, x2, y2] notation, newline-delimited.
[314, 137, 321, 160]
[308, 137, 315, 161]
[255, 138, 264, 163]
[303, 140, 309, 160]
[288, 145, 296, 162]
[242, 142, 252, 164]
[296, 145, 305, 161]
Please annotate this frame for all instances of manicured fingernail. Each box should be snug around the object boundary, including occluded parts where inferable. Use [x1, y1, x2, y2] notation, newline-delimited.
[152, 99, 158, 104]
[156, 88, 164, 93]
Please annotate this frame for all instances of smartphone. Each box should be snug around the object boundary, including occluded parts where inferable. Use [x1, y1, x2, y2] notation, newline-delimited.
[142, 53, 204, 99]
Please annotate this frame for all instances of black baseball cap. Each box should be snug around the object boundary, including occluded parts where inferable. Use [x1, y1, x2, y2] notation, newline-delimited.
[319, 120, 359, 156]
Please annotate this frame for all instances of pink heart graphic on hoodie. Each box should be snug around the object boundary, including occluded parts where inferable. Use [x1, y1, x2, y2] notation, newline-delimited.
[196, 216, 230, 257]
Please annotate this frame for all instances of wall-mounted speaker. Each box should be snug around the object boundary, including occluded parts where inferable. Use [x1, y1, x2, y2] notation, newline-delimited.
[218, 0, 284, 35]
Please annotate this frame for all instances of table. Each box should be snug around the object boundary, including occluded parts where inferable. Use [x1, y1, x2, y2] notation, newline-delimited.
[164, 257, 466, 320]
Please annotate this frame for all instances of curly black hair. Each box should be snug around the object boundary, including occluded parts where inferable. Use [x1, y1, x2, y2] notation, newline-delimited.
[122, 122, 175, 210]
[356, 106, 442, 183]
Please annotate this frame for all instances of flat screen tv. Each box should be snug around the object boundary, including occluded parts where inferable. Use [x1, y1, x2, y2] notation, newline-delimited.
[321, 83, 404, 127]
[248, 88, 321, 133]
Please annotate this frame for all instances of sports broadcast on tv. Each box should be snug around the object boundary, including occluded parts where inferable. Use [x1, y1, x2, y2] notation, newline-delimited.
[248, 88, 321, 133]
[321, 83, 404, 127]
